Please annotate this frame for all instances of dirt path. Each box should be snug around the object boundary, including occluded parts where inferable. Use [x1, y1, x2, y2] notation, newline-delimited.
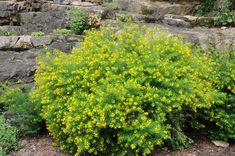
[8, 134, 235, 156]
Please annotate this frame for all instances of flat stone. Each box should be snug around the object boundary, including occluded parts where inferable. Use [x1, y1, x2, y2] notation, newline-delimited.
[31, 36, 52, 47]
[0, 36, 12, 50]
[53, 0, 72, 5]
[163, 14, 215, 28]
[212, 140, 229, 148]
[163, 17, 191, 28]
[14, 36, 32, 50]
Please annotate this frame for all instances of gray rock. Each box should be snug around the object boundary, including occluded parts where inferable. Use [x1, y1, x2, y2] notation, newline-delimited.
[0, 50, 37, 83]
[0, 36, 12, 50]
[14, 36, 32, 50]
[31, 36, 52, 47]
[0, 36, 19, 50]
[163, 17, 191, 28]
[155, 23, 235, 51]
[53, 0, 72, 5]
[212, 140, 229, 148]
[163, 14, 215, 28]
[113, 0, 198, 19]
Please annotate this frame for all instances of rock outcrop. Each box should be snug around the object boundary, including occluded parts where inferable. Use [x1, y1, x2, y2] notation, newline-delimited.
[0, 35, 83, 83]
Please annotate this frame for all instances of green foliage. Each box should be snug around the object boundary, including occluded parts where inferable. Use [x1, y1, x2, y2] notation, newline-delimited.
[197, 0, 217, 16]
[102, 2, 119, 9]
[197, 0, 235, 25]
[0, 83, 42, 135]
[0, 28, 18, 36]
[217, 0, 235, 25]
[198, 49, 235, 141]
[52, 28, 72, 35]
[0, 116, 18, 156]
[32, 23, 221, 155]
[31, 31, 45, 37]
[69, 7, 86, 35]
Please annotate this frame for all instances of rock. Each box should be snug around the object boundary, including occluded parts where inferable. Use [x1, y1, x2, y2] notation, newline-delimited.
[53, 0, 72, 5]
[163, 14, 215, 28]
[31, 36, 52, 47]
[14, 36, 32, 50]
[0, 36, 20, 50]
[83, 0, 103, 4]
[149, 23, 235, 52]
[212, 140, 229, 148]
[19, 9, 69, 34]
[163, 16, 191, 28]
[0, 50, 37, 83]
[0, 37, 12, 49]
[79, 2, 96, 7]
[113, 0, 198, 19]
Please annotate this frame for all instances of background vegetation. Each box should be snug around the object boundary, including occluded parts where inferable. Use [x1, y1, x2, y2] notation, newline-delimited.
[197, 0, 235, 25]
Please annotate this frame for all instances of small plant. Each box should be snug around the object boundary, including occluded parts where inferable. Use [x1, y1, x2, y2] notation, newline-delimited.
[0, 83, 42, 135]
[0, 28, 18, 36]
[217, 0, 235, 25]
[102, 1, 119, 9]
[69, 7, 86, 35]
[52, 28, 72, 35]
[87, 14, 102, 28]
[0, 116, 18, 156]
[31, 31, 45, 37]
[196, 0, 235, 26]
[196, 0, 217, 16]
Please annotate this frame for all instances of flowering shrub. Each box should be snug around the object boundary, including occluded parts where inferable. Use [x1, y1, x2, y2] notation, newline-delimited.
[196, 50, 235, 141]
[32, 24, 221, 155]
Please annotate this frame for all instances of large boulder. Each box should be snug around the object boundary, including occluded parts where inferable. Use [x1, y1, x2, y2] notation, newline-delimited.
[113, 0, 198, 20]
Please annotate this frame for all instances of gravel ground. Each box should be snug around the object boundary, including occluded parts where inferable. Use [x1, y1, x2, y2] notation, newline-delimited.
[8, 134, 235, 156]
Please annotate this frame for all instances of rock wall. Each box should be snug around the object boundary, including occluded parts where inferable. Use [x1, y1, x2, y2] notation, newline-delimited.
[0, 1, 70, 34]
[0, 34, 82, 83]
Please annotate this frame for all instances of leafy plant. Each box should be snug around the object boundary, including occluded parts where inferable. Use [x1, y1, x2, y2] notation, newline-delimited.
[52, 28, 72, 35]
[102, 1, 119, 9]
[69, 7, 86, 35]
[0, 83, 42, 135]
[198, 49, 235, 141]
[196, 0, 235, 25]
[32, 23, 221, 155]
[217, 0, 235, 25]
[0, 28, 18, 36]
[31, 31, 45, 37]
[196, 0, 217, 16]
[87, 14, 102, 28]
[0, 116, 18, 156]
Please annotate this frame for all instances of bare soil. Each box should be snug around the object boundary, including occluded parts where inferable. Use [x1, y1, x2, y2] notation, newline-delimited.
[8, 134, 235, 156]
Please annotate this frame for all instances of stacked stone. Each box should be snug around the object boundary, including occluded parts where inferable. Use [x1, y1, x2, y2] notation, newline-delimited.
[53, 0, 103, 5]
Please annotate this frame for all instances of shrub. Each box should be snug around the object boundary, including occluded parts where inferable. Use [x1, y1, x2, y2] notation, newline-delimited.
[31, 31, 45, 37]
[196, 49, 235, 141]
[0, 83, 42, 135]
[216, 0, 235, 25]
[0, 116, 18, 156]
[196, 0, 235, 25]
[32, 23, 221, 155]
[69, 7, 86, 35]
